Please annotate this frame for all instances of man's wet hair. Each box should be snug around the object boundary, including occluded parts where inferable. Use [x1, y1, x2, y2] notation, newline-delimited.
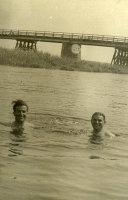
[12, 100, 29, 111]
[91, 112, 106, 122]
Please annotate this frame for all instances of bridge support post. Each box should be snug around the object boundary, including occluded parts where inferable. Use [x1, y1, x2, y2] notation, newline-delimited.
[15, 40, 37, 51]
[61, 43, 81, 60]
[111, 47, 128, 66]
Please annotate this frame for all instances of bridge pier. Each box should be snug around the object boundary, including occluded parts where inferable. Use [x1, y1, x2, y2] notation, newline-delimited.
[15, 40, 37, 51]
[61, 43, 81, 60]
[111, 47, 128, 66]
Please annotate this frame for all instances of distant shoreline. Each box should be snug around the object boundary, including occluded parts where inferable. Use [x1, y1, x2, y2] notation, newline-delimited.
[0, 47, 128, 74]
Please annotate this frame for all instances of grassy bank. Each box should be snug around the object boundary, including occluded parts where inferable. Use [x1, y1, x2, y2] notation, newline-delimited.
[0, 47, 128, 74]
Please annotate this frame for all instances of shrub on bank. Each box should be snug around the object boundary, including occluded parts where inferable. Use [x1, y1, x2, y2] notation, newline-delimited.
[0, 47, 128, 74]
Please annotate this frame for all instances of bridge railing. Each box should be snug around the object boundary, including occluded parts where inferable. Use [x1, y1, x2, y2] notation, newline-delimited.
[0, 29, 128, 44]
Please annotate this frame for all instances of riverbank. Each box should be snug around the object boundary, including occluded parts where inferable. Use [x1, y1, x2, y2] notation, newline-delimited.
[0, 47, 128, 74]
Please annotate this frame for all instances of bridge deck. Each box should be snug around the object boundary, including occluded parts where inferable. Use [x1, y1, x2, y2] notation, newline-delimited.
[0, 29, 128, 48]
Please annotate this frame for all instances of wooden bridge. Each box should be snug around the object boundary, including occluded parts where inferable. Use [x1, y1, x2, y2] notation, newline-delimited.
[0, 29, 128, 65]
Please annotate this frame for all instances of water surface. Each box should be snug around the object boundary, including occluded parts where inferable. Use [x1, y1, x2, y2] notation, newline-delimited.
[0, 65, 128, 200]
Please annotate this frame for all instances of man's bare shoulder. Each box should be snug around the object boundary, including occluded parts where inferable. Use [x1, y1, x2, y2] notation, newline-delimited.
[24, 122, 34, 127]
[11, 122, 34, 129]
[0, 121, 42, 130]
[104, 129, 115, 138]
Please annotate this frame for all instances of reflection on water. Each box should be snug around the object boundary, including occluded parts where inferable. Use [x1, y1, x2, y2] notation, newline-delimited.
[9, 143, 23, 156]
[0, 65, 128, 200]
[8, 130, 27, 156]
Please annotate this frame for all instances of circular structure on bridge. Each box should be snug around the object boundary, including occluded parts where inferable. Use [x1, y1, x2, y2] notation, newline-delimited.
[71, 44, 81, 54]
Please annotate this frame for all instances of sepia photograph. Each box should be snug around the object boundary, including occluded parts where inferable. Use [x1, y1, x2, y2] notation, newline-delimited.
[0, 0, 128, 199]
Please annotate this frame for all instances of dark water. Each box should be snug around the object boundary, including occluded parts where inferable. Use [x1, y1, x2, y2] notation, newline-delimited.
[0, 65, 128, 200]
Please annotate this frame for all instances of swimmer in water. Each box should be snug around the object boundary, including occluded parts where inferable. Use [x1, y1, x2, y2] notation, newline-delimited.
[0, 100, 34, 133]
[11, 99, 34, 132]
[91, 112, 114, 139]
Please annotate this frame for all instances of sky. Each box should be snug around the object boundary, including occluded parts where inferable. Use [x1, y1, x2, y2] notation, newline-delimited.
[0, 0, 128, 63]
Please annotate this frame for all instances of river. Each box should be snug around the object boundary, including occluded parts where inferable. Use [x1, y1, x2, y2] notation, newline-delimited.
[0, 65, 128, 200]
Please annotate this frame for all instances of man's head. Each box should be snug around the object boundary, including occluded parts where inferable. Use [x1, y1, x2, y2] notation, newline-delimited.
[12, 100, 28, 124]
[91, 112, 106, 133]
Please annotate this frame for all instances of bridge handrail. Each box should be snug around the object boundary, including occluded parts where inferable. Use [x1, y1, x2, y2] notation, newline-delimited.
[0, 29, 128, 44]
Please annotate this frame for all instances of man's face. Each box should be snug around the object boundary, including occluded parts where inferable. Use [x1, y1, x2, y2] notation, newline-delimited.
[91, 115, 105, 132]
[13, 105, 28, 123]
